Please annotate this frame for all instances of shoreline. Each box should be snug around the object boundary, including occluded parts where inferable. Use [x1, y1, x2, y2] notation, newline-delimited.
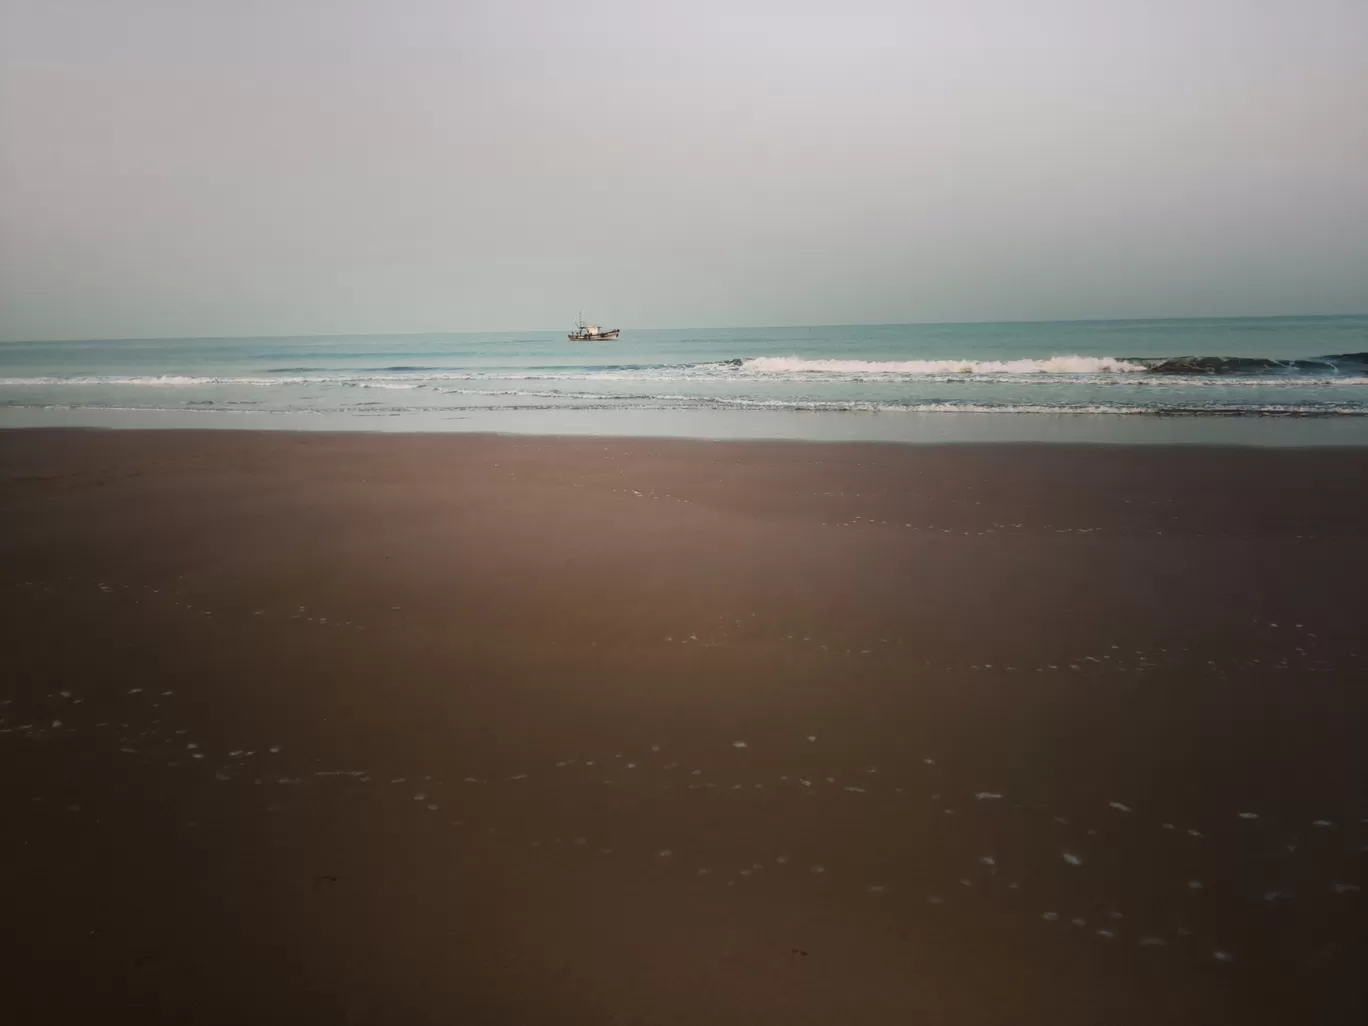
[7, 422, 1368, 452]
[4, 430, 1366, 1024]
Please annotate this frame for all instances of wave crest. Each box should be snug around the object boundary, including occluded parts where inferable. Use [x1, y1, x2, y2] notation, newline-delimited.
[737, 355, 1148, 375]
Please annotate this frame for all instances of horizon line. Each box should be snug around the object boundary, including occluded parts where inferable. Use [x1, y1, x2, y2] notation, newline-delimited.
[2, 311, 1365, 345]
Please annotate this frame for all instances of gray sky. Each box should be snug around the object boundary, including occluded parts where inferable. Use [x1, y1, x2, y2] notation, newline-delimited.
[2, 0, 1365, 340]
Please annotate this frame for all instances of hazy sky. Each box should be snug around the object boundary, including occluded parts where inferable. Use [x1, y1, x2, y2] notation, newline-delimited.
[1, 0, 1365, 339]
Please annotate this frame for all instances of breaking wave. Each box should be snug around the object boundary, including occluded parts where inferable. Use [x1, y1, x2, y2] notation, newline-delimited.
[726, 351, 1368, 377]
[4, 349, 1368, 389]
[734, 355, 1148, 375]
[4, 350, 1367, 421]
[674, 397, 1368, 416]
[20, 396, 1368, 417]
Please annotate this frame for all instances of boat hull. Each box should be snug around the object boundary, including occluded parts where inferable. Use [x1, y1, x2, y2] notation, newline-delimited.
[568, 330, 620, 341]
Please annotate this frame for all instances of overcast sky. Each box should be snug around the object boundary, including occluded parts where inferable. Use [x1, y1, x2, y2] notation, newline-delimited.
[1, 0, 1365, 340]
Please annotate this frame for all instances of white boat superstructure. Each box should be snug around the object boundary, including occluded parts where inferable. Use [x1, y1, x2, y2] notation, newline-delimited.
[568, 314, 619, 341]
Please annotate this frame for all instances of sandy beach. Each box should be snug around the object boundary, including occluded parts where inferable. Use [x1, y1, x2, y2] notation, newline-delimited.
[2, 429, 1366, 1025]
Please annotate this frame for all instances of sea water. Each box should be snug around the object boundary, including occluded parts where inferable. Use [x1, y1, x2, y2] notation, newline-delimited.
[3, 316, 1367, 444]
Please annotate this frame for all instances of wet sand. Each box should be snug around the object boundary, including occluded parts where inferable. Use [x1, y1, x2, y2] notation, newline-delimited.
[2, 429, 1366, 1025]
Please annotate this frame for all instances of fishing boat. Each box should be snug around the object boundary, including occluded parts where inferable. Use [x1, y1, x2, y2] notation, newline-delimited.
[568, 315, 619, 341]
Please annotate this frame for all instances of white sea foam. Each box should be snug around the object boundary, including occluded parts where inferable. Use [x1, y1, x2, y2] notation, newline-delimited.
[739, 355, 1148, 375]
[676, 397, 1368, 416]
[5, 366, 1367, 391]
[6, 339, 1367, 426]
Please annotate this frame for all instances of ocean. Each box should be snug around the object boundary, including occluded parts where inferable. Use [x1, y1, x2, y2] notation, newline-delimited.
[4, 315, 1368, 444]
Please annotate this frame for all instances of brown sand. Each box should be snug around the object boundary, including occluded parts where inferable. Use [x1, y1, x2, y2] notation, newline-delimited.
[2, 429, 1366, 1025]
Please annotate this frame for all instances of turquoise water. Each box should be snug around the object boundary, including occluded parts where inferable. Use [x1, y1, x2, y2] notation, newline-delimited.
[3, 316, 1368, 443]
